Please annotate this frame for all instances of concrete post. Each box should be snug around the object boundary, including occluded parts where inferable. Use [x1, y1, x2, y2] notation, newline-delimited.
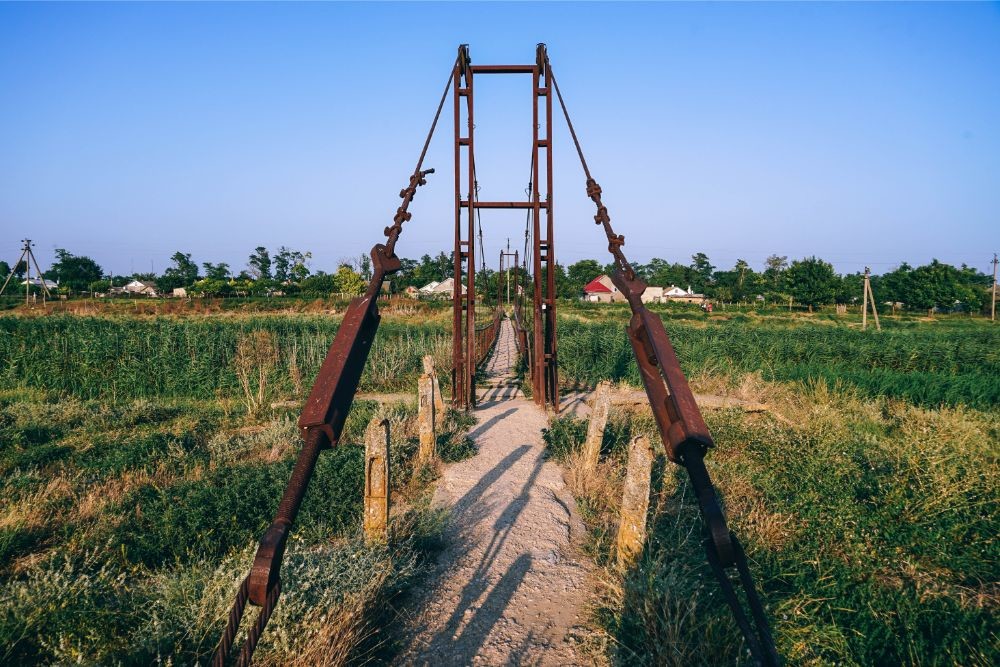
[364, 418, 390, 542]
[418, 374, 436, 462]
[424, 355, 445, 429]
[583, 381, 612, 472]
[616, 435, 654, 567]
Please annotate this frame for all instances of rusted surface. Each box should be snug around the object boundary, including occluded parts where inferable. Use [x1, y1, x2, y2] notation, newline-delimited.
[212, 50, 457, 665]
[213, 45, 776, 667]
[450, 44, 557, 413]
[544, 51, 779, 666]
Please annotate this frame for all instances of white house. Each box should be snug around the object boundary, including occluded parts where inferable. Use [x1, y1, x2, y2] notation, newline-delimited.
[124, 280, 159, 297]
[20, 278, 58, 290]
[419, 278, 465, 297]
[663, 285, 705, 304]
[583, 275, 666, 304]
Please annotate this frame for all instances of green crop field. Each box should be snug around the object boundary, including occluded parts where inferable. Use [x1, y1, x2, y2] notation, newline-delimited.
[0, 306, 997, 665]
[0, 311, 475, 664]
[556, 311, 1000, 409]
[546, 304, 999, 666]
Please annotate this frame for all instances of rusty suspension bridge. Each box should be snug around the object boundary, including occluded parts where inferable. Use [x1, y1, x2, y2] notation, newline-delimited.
[213, 45, 779, 667]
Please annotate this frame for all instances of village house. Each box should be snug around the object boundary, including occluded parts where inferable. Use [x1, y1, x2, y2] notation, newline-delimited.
[663, 285, 705, 304]
[124, 280, 159, 297]
[419, 277, 465, 298]
[582, 275, 669, 304]
[582, 275, 621, 302]
[20, 277, 59, 291]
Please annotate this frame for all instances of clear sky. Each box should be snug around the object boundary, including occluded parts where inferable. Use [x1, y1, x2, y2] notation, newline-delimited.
[1, 1, 998, 278]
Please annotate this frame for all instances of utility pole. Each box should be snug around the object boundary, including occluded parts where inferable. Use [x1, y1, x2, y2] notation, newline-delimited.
[991, 253, 997, 322]
[0, 239, 51, 303]
[862, 267, 881, 331]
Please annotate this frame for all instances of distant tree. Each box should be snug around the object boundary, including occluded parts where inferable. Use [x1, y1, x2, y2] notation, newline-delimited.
[13, 260, 27, 280]
[248, 247, 272, 280]
[358, 253, 373, 282]
[714, 258, 757, 302]
[432, 251, 453, 282]
[643, 257, 690, 289]
[898, 259, 983, 313]
[763, 254, 788, 291]
[45, 248, 103, 292]
[158, 251, 199, 291]
[836, 272, 865, 305]
[299, 273, 338, 295]
[0, 261, 9, 278]
[202, 262, 231, 280]
[689, 253, 715, 293]
[786, 256, 838, 311]
[273, 247, 311, 283]
[333, 265, 365, 295]
[567, 259, 603, 295]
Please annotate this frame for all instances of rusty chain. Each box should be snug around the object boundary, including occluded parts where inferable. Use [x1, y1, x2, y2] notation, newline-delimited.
[546, 52, 780, 667]
[211, 54, 459, 667]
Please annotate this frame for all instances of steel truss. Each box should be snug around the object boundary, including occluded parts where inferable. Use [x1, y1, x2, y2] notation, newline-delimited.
[451, 44, 558, 412]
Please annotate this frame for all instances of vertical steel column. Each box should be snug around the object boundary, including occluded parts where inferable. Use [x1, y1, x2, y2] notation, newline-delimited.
[532, 44, 559, 412]
[452, 45, 472, 409]
[542, 45, 559, 412]
[530, 61, 544, 405]
[465, 61, 477, 409]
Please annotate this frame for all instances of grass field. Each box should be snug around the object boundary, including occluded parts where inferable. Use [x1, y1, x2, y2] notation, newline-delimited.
[0, 303, 997, 664]
[0, 314, 451, 400]
[0, 303, 477, 664]
[544, 377, 998, 665]
[556, 313, 1000, 409]
[548, 304, 999, 664]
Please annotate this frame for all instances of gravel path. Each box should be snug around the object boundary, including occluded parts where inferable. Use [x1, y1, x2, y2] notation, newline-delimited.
[395, 319, 595, 666]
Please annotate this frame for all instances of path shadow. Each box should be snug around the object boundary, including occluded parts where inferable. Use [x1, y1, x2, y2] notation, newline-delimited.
[467, 407, 517, 440]
[451, 553, 533, 658]
[422, 453, 545, 660]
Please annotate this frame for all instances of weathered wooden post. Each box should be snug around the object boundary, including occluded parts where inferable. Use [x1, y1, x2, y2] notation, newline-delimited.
[364, 418, 390, 542]
[418, 371, 436, 462]
[616, 435, 654, 566]
[423, 355, 445, 429]
[583, 381, 612, 472]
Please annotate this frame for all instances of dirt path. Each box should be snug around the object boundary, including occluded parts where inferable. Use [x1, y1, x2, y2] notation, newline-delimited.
[395, 319, 594, 666]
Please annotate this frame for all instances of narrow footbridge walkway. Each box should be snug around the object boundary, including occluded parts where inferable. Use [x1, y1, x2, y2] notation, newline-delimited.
[396, 318, 593, 666]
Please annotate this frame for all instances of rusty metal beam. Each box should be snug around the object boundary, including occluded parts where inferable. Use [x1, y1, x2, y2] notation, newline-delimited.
[459, 201, 547, 209]
[470, 64, 535, 74]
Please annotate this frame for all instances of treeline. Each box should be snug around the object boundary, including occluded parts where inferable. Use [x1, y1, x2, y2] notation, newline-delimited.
[550, 253, 993, 313]
[1, 245, 993, 313]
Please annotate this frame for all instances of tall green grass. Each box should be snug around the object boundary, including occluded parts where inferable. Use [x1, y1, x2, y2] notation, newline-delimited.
[545, 394, 999, 665]
[556, 319, 1000, 408]
[0, 391, 475, 664]
[0, 316, 450, 399]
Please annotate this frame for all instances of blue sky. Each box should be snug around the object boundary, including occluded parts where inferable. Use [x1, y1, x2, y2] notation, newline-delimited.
[1, 1, 998, 278]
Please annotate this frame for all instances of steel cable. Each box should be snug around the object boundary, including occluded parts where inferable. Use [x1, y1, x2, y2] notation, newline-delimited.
[544, 52, 780, 667]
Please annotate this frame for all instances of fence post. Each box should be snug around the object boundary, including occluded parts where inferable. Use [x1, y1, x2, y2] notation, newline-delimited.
[423, 355, 445, 429]
[364, 418, 390, 542]
[616, 435, 654, 567]
[583, 381, 612, 472]
[418, 373, 436, 462]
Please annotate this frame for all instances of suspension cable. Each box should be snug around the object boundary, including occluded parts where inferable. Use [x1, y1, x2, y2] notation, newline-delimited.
[213, 53, 460, 667]
[383, 58, 458, 260]
[544, 53, 780, 667]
